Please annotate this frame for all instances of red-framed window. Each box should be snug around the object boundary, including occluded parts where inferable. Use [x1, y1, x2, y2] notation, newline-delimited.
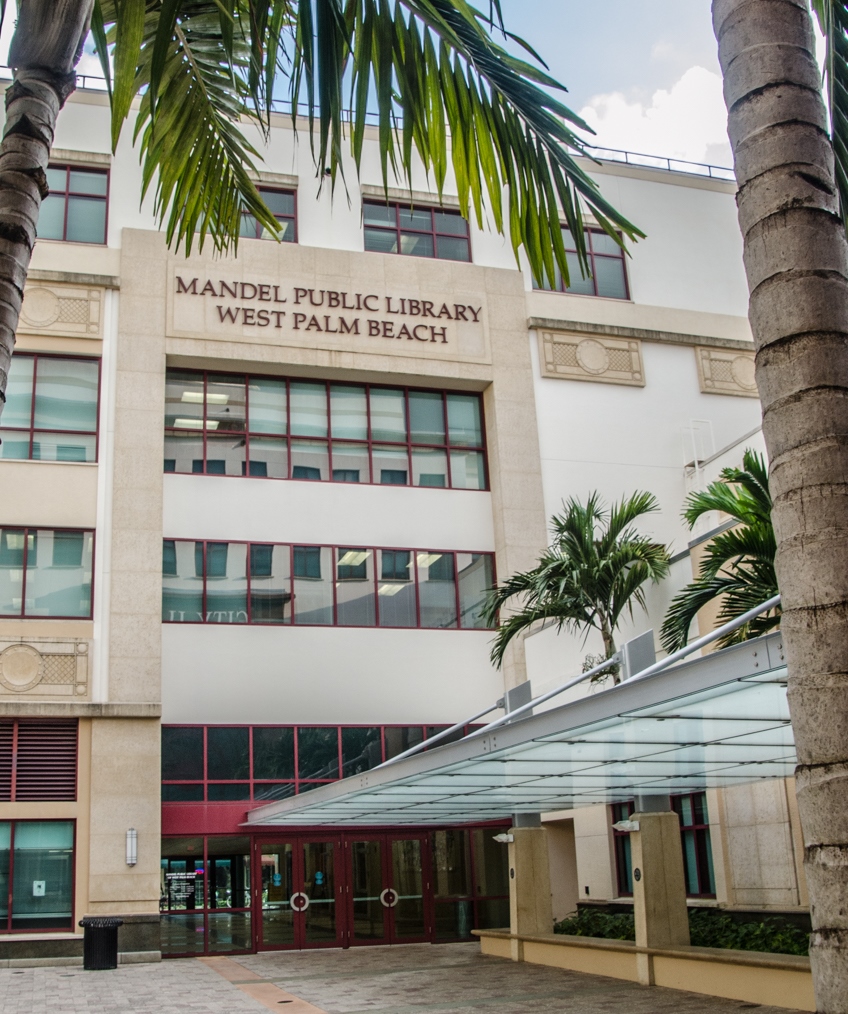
[161, 723, 478, 802]
[672, 791, 716, 898]
[534, 227, 628, 299]
[0, 719, 78, 801]
[162, 540, 494, 629]
[0, 353, 100, 463]
[0, 819, 76, 932]
[39, 165, 108, 244]
[164, 369, 487, 490]
[0, 528, 94, 619]
[611, 793, 716, 899]
[241, 187, 297, 242]
[363, 201, 471, 262]
[611, 800, 635, 897]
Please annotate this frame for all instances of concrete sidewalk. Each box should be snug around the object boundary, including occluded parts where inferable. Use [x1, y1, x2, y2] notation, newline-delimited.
[0, 942, 806, 1014]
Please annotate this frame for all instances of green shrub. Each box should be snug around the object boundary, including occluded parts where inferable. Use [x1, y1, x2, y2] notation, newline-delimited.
[553, 907, 810, 957]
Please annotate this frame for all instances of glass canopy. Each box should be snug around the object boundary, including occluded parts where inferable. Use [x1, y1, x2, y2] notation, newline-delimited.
[248, 632, 793, 827]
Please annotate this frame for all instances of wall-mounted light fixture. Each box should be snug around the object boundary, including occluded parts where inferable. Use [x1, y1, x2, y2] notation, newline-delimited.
[492, 833, 514, 844]
[126, 828, 138, 866]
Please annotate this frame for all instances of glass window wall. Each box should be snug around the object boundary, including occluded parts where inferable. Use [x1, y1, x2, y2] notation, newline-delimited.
[0, 528, 93, 618]
[0, 821, 74, 932]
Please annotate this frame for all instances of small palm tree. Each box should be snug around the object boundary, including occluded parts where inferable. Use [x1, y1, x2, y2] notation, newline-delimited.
[660, 449, 779, 653]
[482, 492, 670, 682]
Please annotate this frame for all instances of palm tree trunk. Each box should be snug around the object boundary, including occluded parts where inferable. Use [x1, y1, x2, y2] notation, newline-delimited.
[599, 618, 619, 683]
[0, 0, 93, 410]
[713, 1, 848, 1008]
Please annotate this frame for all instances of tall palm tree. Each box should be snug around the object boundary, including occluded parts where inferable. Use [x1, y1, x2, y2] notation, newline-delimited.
[482, 492, 670, 680]
[713, 2, 848, 1007]
[0, 0, 641, 413]
[660, 450, 780, 652]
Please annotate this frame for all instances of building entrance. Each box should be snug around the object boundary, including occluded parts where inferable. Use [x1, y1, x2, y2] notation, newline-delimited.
[161, 828, 509, 957]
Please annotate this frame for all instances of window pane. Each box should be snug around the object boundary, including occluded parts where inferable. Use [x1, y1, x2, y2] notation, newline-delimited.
[370, 388, 406, 441]
[297, 728, 339, 780]
[594, 256, 628, 299]
[408, 391, 445, 444]
[26, 530, 92, 617]
[590, 230, 622, 256]
[246, 436, 287, 479]
[417, 552, 457, 628]
[290, 381, 327, 437]
[37, 194, 66, 240]
[372, 445, 408, 485]
[363, 202, 395, 225]
[693, 791, 708, 825]
[162, 726, 204, 780]
[161, 838, 206, 916]
[2, 356, 33, 428]
[0, 529, 25, 615]
[260, 189, 295, 216]
[65, 195, 106, 243]
[248, 377, 287, 434]
[342, 728, 382, 777]
[293, 546, 333, 625]
[164, 432, 203, 474]
[331, 442, 369, 483]
[166, 370, 204, 429]
[400, 233, 434, 257]
[412, 448, 447, 488]
[31, 432, 96, 462]
[399, 207, 433, 230]
[250, 544, 291, 624]
[447, 394, 482, 447]
[330, 384, 367, 440]
[433, 210, 468, 236]
[336, 548, 375, 626]
[163, 540, 204, 622]
[33, 358, 99, 432]
[205, 542, 247, 623]
[436, 236, 470, 262]
[207, 727, 250, 780]
[563, 252, 596, 295]
[457, 553, 494, 629]
[69, 169, 108, 195]
[384, 727, 423, 760]
[291, 440, 328, 481]
[450, 450, 486, 490]
[240, 212, 259, 238]
[377, 550, 416, 627]
[272, 218, 296, 242]
[162, 784, 204, 801]
[471, 829, 509, 897]
[206, 375, 246, 435]
[207, 784, 252, 803]
[364, 228, 398, 254]
[432, 829, 471, 898]
[0, 432, 30, 460]
[253, 727, 295, 780]
[46, 167, 67, 190]
[11, 821, 74, 930]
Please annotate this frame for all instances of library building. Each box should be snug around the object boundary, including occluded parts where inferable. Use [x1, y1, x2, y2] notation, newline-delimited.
[0, 75, 807, 970]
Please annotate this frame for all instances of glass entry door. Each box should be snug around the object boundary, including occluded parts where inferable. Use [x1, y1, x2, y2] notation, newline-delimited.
[257, 838, 342, 949]
[348, 834, 429, 945]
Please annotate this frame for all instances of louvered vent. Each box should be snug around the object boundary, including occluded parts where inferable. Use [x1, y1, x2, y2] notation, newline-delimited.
[14, 720, 77, 801]
[0, 721, 12, 801]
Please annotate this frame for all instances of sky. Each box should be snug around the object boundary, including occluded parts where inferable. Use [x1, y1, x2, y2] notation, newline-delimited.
[0, 1, 823, 171]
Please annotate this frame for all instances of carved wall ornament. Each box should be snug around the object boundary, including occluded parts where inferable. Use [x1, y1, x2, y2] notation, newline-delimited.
[0, 640, 89, 696]
[696, 347, 758, 397]
[19, 284, 103, 339]
[539, 331, 644, 387]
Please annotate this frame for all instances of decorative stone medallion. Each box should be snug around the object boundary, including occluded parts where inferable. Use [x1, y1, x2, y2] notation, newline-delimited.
[0, 639, 90, 696]
[18, 283, 103, 339]
[0, 643, 44, 692]
[539, 331, 644, 387]
[696, 347, 758, 397]
[19, 287, 61, 328]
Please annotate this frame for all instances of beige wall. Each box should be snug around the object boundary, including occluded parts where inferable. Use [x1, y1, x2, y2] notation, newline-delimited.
[545, 818, 580, 921]
[570, 804, 617, 901]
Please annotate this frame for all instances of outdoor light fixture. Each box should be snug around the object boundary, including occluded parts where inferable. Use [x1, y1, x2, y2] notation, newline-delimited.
[126, 828, 138, 866]
[492, 833, 514, 844]
[612, 820, 640, 833]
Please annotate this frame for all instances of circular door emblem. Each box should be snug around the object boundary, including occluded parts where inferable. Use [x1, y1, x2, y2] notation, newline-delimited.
[290, 891, 310, 912]
[576, 339, 610, 375]
[380, 888, 399, 908]
[0, 644, 44, 692]
[20, 288, 61, 328]
[731, 356, 757, 391]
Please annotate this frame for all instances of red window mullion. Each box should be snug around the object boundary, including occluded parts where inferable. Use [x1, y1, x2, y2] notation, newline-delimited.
[202, 372, 208, 472]
[10, 719, 18, 801]
[365, 383, 374, 483]
[286, 378, 292, 480]
[293, 727, 300, 794]
[6, 821, 15, 931]
[61, 166, 71, 241]
[440, 392, 452, 489]
[203, 726, 209, 802]
[244, 375, 251, 476]
[28, 356, 38, 458]
[325, 381, 333, 482]
[452, 552, 462, 629]
[246, 540, 252, 625]
[19, 527, 29, 619]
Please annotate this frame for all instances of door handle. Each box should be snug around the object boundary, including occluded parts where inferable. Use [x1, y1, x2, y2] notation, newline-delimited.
[379, 888, 399, 908]
[290, 891, 310, 912]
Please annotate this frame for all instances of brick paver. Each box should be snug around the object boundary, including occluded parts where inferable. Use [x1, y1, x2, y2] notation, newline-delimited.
[0, 942, 806, 1014]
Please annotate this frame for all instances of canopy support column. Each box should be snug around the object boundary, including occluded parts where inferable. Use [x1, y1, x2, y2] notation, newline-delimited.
[507, 816, 553, 960]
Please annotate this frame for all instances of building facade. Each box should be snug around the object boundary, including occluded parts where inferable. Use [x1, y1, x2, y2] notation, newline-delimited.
[0, 81, 804, 962]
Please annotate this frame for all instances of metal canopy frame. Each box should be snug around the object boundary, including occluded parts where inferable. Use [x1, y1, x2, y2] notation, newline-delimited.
[247, 632, 792, 827]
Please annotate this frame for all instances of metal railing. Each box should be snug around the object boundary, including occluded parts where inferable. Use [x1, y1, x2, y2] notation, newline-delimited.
[378, 593, 782, 768]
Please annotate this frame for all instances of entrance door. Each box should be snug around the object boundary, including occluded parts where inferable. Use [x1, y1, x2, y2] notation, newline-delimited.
[257, 838, 342, 949]
[347, 834, 429, 945]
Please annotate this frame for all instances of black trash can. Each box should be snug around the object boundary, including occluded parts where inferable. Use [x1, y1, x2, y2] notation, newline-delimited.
[79, 916, 123, 970]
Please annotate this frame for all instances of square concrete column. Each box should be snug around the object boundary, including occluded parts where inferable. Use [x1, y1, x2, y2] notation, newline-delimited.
[507, 824, 553, 960]
[630, 810, 690, 983]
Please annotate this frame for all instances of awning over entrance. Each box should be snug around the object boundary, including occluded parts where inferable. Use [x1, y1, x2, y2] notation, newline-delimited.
[247, 632, 793, 827]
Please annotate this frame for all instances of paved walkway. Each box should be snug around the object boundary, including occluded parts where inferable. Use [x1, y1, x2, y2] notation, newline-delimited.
[0, 942, 805, 1014]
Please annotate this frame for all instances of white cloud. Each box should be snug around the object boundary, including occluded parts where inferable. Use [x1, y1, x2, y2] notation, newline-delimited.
[578, 65, 732, 167]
